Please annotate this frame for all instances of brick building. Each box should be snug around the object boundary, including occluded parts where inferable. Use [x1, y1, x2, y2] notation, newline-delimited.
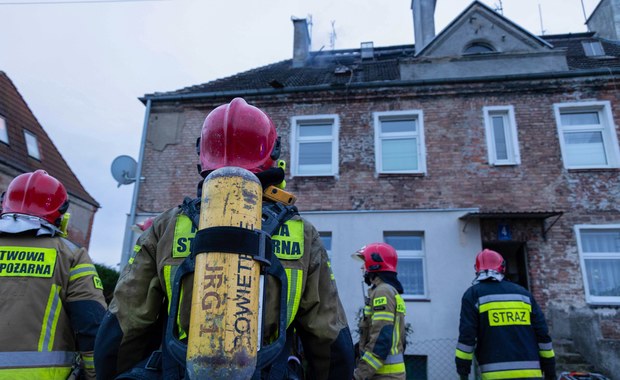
[0, 71, 99, 249]
[127, 0, 620, 377]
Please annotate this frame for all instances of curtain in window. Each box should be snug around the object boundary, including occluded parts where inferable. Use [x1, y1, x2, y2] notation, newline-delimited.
[400, 258, 424, 295]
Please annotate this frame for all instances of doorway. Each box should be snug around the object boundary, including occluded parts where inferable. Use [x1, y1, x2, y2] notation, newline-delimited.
[483, 242, 529, 290]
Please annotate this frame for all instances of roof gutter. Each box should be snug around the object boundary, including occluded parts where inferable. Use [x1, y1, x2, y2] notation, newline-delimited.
[139, 67, 620, 104]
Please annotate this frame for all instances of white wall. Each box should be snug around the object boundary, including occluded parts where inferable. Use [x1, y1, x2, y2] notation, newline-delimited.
[302, 208, 481, 378]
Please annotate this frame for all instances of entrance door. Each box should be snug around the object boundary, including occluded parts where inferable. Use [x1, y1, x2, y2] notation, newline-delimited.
[483, 242, 529, 290]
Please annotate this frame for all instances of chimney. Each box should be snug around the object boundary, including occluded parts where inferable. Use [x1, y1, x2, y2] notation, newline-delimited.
[292, 17, 311, 67]
[411, 0, 437, 53]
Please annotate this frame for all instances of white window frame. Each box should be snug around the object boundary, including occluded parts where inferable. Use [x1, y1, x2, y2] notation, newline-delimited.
[384, 231, 428, 300]
[553, 101, 620, 169]
[582, 41, 605, 57]
[374, 110, 426, 174]
[290, 115, 339, 177]
[0, 116, 8, 144]
[575, 224, 620, 305]
[483, 106, 521, 166]
[24, 130, 40, 160]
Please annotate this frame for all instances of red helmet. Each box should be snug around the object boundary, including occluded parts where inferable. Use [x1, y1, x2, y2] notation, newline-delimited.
[475, 249, 506, 274]
[354, 242, 398, 273]
[199, 98, 280, 174]
[1, 170, 69, 225]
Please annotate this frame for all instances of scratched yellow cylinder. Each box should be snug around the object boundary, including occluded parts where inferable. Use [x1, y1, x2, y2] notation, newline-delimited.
[186, 166, 262, 379]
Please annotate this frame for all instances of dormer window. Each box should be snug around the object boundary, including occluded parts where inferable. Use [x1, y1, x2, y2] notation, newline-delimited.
[464, 42, 495, 54]
[582, 41, 605, 57]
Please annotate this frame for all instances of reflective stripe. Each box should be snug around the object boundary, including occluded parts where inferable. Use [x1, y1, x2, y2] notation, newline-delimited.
[0, 367, 72, 380]
[539, 349, 555, 358]
[396, 294, 406, 314]
[479, 301, 532, 313]
[384, 353, 403, 364]
[538, 342, 553, 350]
[376, 362, 406, 375]
[69, 264, 98, 281]
[477, 294, 531, 309]
[457, 342, 475, 353]
[81, 353, 94, 369]
[284, 268, 303, 327]
[480, 361, 540, 372]
[163, 265, 186, 340]
[481, 369, 543, 379]
[372, 311, 394, 321]
[456, 349, 474, 360]
[361, 351, 381, 370]
[133, 244, 140, 253]
[38, 284, 62, 351]
[0, 350, 75, 367]
[363, 305, 372, 317]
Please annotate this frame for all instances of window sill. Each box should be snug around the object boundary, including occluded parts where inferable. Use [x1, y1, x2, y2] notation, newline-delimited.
[566, 167, 620, 173]
[402, 297, 431, 302]
[376, 172, 426, 178]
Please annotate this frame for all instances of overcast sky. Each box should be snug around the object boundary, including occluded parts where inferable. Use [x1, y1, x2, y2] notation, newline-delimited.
[0, 0, 602, 267]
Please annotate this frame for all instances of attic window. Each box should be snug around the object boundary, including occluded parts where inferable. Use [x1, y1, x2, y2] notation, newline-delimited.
[0, 116, 8, 144]
[361, 41, 374, 59]
[24, 130, 40, 160]
[582, 41, 605, 57]
[464, 42, 495, 54]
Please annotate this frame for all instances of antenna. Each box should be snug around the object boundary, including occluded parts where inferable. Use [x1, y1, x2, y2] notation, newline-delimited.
[538, 3, 546, 35]
[494, 0, 503, 15]
[111, 155, 138, 187]
[329, 20, 337, 50]
[581, 0, 590, 31]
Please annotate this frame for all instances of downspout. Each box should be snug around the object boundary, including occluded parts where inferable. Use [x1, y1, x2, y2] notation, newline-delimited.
[120, 98, 151, 268]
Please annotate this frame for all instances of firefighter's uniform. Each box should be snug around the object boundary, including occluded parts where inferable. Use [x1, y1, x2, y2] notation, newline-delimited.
[95, 200, 353, 379]
[455, 279, 556, 380]
[355, 277, 406, 380]
[0, 223, 106, 379]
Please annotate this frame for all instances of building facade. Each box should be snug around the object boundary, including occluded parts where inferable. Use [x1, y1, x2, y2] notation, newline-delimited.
[128, 0, 620, 377]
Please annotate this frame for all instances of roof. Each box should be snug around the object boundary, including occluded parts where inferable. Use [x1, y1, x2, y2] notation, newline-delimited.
[459, 211, 563, 220]
[0, 72, 99, 207]
[145, 33, 620, 101]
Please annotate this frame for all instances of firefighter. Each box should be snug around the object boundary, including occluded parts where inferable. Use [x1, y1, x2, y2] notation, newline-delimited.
[0, 170, 106, 379]
[352, 242, 406, 380]
[94, 97, 354, 379]
[455, 249, 556, 380]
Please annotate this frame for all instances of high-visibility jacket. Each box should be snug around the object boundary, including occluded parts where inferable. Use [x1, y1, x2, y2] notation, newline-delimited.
[0, 229, 106, 380]
[95, 200, 354, 380]
[354, 278, 406, 380]
[455, 279, 556, 380]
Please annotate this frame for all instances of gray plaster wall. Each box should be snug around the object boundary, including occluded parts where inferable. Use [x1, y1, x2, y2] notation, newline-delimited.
[401, 52, 568, 80]
[301, 208, 481, 379]
[588, 0, 620, 40]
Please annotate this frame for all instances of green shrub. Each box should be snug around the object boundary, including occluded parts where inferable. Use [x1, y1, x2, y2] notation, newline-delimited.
[94, 263, 120, 305]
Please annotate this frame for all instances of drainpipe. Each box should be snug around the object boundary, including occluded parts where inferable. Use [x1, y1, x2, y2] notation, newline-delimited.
[120, 98, 151, 268]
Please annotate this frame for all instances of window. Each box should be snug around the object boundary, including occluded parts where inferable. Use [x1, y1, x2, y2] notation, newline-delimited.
[291, 115, 339, 177]
[483, 106, 520, 165]
[575, 225, 620, 305]
[0, 116, 8, 144]
[464, 42, 495, 54]
[24, 130, 40, 159]
[374, 110, 426, 174]
[554, 101, 620, 169]
[582, 41, 605, 57]
[384, 231, 427, 298]
[319, 231, 332, 262]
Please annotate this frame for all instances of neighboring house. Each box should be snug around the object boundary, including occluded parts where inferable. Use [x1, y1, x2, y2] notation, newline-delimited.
[127, 0, 620, 377]
[0, 71, 99, 249]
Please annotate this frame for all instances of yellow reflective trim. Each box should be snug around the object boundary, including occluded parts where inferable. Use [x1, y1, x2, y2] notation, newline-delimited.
[396, 294, 406, 314]
[93, 276, 103, 290]
[456, 349, 474, 360]
[273, 220, 304, 260]
[172, 214, 196, 258]
[376, 362, 406, 374]
[373, 296, 387, 306]
[481, 369, 542, 379]
[284, 268, 303, 327]
[82, 353, 95, 369]
[539, 349, 555, 358]
[391, 314, 400, 355]
[362, 351, 381, 370]
[38, 285, 62, 351]
[0, 367, 72, 380]
[128, 257, 135, 265]
[133, 244, 141, 253]
[0, 246, 57, 278]
[479, 301, 531, 313]
[372, 311, 394, 321]
[69, 270, 98, 282]
[163, 265, 186, 340]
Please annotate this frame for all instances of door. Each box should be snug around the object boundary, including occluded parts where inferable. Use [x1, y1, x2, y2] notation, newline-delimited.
[483, 242, 529, 290]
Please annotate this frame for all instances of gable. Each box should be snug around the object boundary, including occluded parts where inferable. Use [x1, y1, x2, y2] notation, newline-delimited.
[402, 1, 567, 80]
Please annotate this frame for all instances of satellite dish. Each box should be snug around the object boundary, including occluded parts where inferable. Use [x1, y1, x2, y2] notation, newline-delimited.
[111, 155, 138, 187]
